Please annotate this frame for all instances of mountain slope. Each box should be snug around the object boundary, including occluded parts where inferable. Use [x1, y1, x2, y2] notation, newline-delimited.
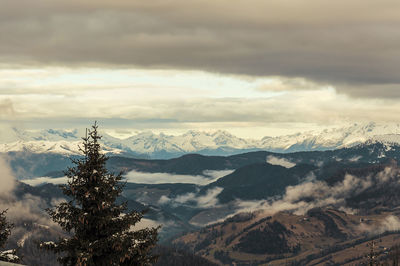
[173, 208, 400, 265]
[202, 163, 317, 203]
[11, 140, 400, 180]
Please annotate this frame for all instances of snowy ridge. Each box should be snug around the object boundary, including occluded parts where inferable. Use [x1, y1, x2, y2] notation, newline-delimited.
[0, 140, 126, 155]
[110, 130, 257, 154]
[2, 122, 400, 158]
[0, 140, 83, 155]
[260, 122, 400, 152]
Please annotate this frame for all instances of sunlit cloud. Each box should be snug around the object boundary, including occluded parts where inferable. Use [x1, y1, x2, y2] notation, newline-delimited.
[1, 66, 400, 138]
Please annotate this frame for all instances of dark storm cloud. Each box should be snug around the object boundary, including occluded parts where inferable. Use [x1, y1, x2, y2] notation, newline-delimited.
[2, 0, 400, 97]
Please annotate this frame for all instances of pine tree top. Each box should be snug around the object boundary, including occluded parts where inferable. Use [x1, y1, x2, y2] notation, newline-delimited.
[42, 123, 159, 266]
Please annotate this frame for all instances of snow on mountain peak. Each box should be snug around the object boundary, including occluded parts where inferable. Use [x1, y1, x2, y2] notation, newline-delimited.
[2, 123, 400, 158]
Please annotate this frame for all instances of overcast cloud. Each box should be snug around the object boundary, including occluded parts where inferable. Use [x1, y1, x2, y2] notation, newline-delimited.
[2, 0, 400, 97]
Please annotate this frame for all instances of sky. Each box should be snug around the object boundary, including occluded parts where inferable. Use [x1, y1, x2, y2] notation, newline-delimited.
[1, 0, 400, 138]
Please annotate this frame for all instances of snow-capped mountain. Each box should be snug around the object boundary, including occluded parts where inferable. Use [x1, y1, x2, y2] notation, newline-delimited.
[0, 128, 128, 156]
[260, 122, 400, 152]
[108, 130, 257, 155]
[2, 122, 400, 158]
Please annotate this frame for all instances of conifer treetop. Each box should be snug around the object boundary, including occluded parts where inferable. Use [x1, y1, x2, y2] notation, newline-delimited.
[42, 122, 159, 266]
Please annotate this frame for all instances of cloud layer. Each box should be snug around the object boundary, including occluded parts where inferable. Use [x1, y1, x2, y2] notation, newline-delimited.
[124, 170, 230, 185]
[4, 75, 400, 139]
[2, 0, 400, 96]
[22, 170, 234, 186]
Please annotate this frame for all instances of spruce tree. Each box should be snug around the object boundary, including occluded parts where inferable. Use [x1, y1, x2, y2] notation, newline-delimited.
[0, 210, 12, 252]
[0, 209, 19, 263]
[41, 123, 158, 266]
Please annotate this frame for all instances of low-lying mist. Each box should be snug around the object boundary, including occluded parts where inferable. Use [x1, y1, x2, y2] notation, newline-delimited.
[231, 166, 400, 217]
[124, 169, 234, 185]
[0, 155, 63, 255]
[21, 169, 235, 186]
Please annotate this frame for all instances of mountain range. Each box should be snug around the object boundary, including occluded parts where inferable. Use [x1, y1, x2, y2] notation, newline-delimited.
[2, 122, 400, 159]
[6, 136, 400, 265]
